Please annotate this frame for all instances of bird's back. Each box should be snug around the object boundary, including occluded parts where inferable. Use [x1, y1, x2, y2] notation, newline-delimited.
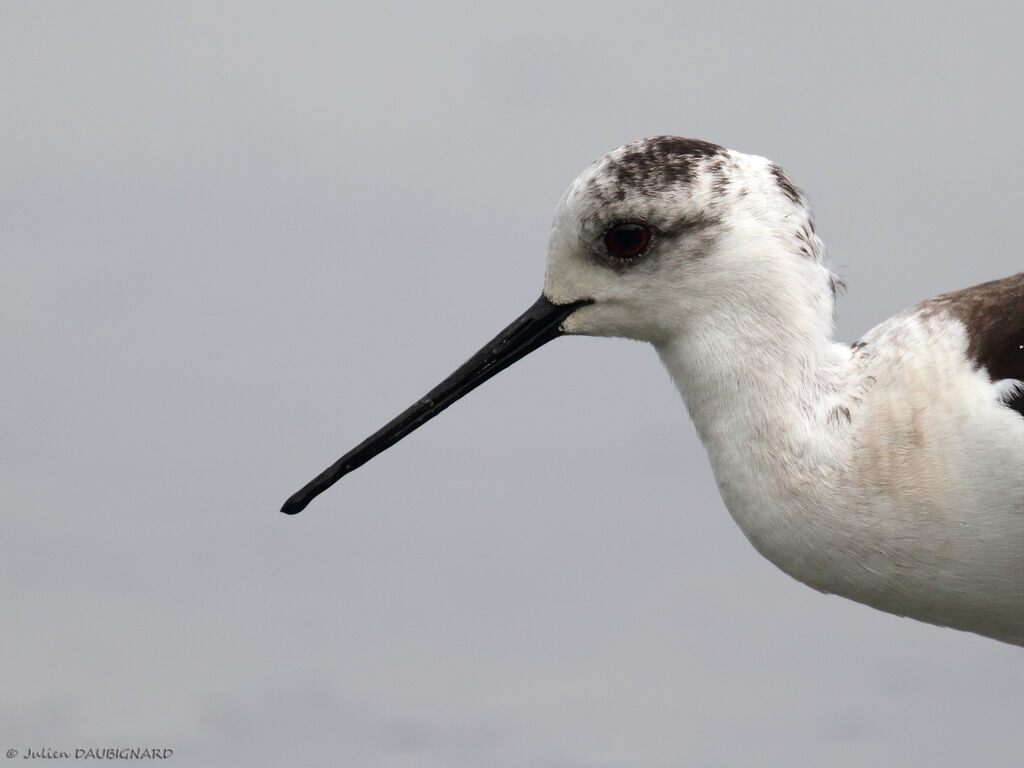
[827, 274, 1024, 644]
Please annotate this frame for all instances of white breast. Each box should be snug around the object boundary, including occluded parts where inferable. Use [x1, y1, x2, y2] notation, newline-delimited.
[660, 304, 1024, 645]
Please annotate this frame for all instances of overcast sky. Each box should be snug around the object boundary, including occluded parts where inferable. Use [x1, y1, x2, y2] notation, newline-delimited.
[3, 2, 1022, 766]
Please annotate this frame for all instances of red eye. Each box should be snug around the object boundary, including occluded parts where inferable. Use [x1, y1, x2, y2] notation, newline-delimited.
[605, 222, 651, 258]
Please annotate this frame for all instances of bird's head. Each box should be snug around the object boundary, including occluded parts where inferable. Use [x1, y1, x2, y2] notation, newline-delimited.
[281, 136, 828, 514]
[543, 136, 825, 345]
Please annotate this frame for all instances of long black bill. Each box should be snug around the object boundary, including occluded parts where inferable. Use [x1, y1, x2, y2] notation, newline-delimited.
[281, 294, 591, 515]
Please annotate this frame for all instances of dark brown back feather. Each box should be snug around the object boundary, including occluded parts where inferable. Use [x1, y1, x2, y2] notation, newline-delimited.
[924, 273, 1024, 417]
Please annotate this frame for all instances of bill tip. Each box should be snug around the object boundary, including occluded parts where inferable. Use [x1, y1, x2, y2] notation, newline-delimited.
[280, 496, 308, 515]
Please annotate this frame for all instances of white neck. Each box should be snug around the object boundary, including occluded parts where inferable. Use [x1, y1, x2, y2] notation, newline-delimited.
[653, 251, 855, 586]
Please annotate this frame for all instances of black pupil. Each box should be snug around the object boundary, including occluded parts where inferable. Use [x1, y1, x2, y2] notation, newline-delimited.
[606, 223, 649, 258]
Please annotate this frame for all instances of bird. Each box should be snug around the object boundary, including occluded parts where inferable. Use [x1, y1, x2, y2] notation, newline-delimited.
[282, 136, 1024, 647]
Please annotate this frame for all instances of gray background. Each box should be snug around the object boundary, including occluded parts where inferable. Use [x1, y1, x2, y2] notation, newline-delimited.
[3, 2, 1022, 766]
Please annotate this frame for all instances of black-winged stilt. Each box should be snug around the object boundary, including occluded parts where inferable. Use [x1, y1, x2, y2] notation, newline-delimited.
[283, 137, 1024, 646]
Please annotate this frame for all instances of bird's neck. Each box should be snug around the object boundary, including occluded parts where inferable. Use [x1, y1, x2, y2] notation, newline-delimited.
[653, 256, 853, 569]
[657, 258, 846, 447]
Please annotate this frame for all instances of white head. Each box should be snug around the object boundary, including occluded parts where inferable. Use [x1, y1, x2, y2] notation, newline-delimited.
[283, 137, 838, 514]
[543, 136, 833, 346]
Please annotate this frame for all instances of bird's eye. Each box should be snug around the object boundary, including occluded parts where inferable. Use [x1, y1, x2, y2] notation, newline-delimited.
[604, 222, 651, 259]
